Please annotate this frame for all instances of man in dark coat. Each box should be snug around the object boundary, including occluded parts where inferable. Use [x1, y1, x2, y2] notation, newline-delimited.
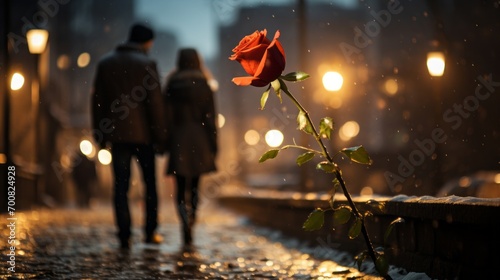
[91, 23, 167, 249]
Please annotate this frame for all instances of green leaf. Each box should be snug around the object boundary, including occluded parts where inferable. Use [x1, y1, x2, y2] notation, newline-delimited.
[354, 251, 368, 270]
[333, 206, 352, 226]
[375, 253, 389, 276]
[297, 111, 314, 135]
[296, 152, 315, 166]
[316, 161, 337, 173]
[319, 117, 334, 139]
[303, 208, 325, 231]
[348, 217, 362, 239]
[260, 86, 271, 110]
[281, 71, 310, 82]
[341, 145, 373, 165]
[384, 217, 405, 244]
[259, 149, 280, 163]
[332, 178, 340, 189]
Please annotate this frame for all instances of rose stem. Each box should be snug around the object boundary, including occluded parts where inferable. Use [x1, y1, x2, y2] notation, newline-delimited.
[280, 80, 385, 277]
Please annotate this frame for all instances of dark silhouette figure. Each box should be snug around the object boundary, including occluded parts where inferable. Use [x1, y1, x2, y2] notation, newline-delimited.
[71, 154, 98, 208]
[91, 23, 167, 249]
[164, 48, 218, 246]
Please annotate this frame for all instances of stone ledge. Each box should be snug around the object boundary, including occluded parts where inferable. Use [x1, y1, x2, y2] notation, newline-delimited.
[217, 189, 500, 279]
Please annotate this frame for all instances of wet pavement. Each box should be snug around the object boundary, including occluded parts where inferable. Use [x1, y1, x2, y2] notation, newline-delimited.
[1, 200, 389, 279]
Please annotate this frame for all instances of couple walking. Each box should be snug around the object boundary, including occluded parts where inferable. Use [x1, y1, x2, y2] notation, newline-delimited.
[91, 23, 218, 249]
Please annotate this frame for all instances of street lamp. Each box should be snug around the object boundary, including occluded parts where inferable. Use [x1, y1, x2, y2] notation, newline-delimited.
[426, 50, 445, 190]
[27, 29, 49, 206]
[426, 51, 445, 77]
[26, 29, 49, 54]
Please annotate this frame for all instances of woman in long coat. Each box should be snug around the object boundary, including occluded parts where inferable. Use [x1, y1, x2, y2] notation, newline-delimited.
[164, 48, 218, 246]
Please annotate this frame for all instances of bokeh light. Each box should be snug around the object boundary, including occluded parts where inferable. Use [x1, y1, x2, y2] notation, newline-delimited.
[360, 186, 374, 196]
[10, 73, 25, 90]
[495, 173, 500, 184]
[384, 79, 398, 95]
[77, 52, 91, 68]
[97, 149, 112, 165]
[265, 129, 284, 148]
[339, 121, 360, 141]
[57, 54, 71, 70]
[217, 113, 225, 128]
[322, 71, 343, 91]
[79, 139, 95, 158]
[244, 130, 260, 145]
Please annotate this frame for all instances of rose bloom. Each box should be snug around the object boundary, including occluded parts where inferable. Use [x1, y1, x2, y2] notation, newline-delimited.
[229, 29, 286, 87]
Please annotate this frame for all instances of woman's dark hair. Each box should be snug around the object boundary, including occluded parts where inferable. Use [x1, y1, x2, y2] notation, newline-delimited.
[177, 48, 201, 70]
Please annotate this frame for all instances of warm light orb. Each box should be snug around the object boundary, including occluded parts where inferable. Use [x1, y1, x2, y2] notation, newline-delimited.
[217, 113, 225, 128]
[384, 79, 398, 95]
[10, 73, 25, 90]
[322, 71, 343, 91]
[244, 130, 260, 146]
[339, 121, 360, 141]
[494, 173, 500, 184]
[97, 149, 112, 165]
[79, 140, 95, 157]
[265, 129, 284, 147]
[426, 52, 445, 77]
[360, 186, 374, 196]
[26, 29, 49, 54]
[77, 52, 91, 68]
[57, 54, 71, 70]
[61, 153, 72, 169]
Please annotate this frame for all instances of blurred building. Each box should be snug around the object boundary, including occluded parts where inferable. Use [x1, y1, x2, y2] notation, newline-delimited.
[2, 0, 499, 211]
[1, 0, 179, 209]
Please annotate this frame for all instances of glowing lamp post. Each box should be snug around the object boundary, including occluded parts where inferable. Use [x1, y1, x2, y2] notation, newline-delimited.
[27, 29, 49, 205]
[426, 51, 445, 189]
[426, 52, 445, 77]
[27, 29, 49, 54]
[1, 73, 25, 164]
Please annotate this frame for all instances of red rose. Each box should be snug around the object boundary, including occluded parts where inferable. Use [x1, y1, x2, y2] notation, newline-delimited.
[229, 29, 286, 87]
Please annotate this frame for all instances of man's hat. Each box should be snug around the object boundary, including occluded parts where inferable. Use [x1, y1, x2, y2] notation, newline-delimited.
[128, 23, 154, 43]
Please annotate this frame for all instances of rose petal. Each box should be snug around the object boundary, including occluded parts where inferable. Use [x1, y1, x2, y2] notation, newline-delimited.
[231, 44, 269, 76]
[232, 29, 268, 53]
[232, 76, 269, 87]
[252, 31, 286, 83]
[232, 76, 254, 86]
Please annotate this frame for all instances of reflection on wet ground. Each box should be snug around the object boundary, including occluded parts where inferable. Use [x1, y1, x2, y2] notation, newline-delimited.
[0, 202, 383, 279]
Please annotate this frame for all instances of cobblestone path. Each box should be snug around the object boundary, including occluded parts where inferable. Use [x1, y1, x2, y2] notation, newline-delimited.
[1, 201, 386, 279]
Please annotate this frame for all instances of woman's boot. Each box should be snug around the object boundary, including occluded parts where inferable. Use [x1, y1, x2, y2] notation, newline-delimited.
[178, 202, 192, 246]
